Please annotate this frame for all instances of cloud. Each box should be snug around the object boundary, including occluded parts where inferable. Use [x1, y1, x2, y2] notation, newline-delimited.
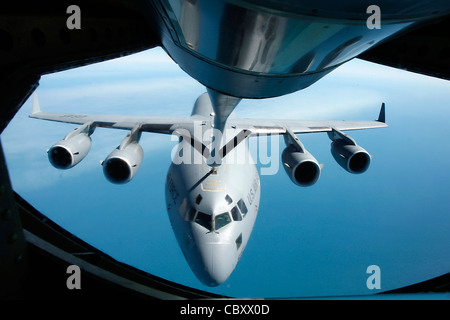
[37, 49, 204, 116]
[235, 57, 450, 122]
[44, 47, 180, 80]
[37, 77, 203, 115]
[236, 60, 388, 120]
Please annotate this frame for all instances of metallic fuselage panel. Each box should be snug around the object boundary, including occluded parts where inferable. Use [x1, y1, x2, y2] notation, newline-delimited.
[152, 0, 442, 98]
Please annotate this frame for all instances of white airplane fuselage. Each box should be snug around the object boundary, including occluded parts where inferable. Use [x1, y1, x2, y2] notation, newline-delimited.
[165, 131, 260, 286]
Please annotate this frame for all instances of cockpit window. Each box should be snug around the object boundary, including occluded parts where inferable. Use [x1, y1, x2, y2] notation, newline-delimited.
[195, 194, 202, 204]
[230, 206, 242, 221]
[194, 211, 232, 231]
[195, 211, 212, 230]
[235, 233, 242, 250]
[215, 212, 232, 230]
[237, 199, 248, 217]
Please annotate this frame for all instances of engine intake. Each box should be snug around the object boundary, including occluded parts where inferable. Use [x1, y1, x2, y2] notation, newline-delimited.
[282, 144, 321, 187]
[48, 133, 91, 169]
[331, 139, 371, 174]
[103, 142, 143, 184]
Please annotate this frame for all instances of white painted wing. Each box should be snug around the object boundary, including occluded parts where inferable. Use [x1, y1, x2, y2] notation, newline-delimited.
[228, 117, 387, 135]
[30, 94, 386, 136]
[228, 103, 387, 134]
[30, 110, 195, 134]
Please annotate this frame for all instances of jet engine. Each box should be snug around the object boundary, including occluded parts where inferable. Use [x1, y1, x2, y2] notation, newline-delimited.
[330, 139, 371, 174]
[48, 123, 94, 169]
[102, 142, 143, 184]
[327, 129, 371, 174]
[282, 144, 321, 187]
[102, 127, 143, 184]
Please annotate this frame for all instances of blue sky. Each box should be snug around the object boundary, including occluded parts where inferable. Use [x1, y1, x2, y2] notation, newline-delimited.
[2, 47, 450, 298]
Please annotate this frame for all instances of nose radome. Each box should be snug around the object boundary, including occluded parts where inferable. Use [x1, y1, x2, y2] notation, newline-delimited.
[198, 242, 237, 287]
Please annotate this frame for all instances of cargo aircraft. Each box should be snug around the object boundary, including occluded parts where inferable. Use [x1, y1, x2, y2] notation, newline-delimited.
[30, 90, 386, 286]
[1, 0, 449, 299]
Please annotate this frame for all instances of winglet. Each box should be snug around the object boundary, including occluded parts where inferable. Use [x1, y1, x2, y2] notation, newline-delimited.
[377, 103, 385, 123]
[32, 93, 41, 114]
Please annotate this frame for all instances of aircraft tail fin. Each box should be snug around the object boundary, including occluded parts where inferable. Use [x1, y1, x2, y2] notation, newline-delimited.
[191, 92, 213, 118]
[377, 103, 385, 123]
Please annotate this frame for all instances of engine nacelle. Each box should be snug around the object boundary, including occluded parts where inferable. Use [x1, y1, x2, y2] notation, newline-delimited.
[48, 133, 91, 169]
[102, 142, 143, 184]
[331, 139, 371, 174]
[282, 145, 321, 187]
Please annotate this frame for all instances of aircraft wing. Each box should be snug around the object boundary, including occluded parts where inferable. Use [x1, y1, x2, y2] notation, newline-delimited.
[229, 103, 387, 135]
[29, 94, 387, 175]
[29, 95, 194, 134]
[30, 94, 386, 137]
[29, 111, 195, 134]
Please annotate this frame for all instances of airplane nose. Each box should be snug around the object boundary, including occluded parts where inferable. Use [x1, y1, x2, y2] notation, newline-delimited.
[197, 241, 237, 287]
